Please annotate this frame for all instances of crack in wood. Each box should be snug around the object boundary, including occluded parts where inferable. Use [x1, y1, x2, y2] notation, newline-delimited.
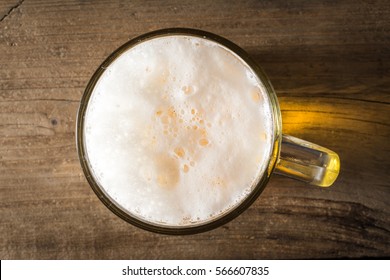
[0, 0, 25, 23]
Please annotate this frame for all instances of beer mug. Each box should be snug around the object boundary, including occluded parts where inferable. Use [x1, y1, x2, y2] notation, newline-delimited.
[77, 28, 340, 234]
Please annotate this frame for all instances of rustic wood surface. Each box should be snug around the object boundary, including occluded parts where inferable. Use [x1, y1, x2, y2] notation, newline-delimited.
[1, 0, 389, 259]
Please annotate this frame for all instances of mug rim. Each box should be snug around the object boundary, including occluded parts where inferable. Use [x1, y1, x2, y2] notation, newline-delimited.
[76, 28, 282, 235]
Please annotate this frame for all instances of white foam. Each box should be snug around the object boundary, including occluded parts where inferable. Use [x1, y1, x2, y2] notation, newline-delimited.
[84, 35, 273, 226]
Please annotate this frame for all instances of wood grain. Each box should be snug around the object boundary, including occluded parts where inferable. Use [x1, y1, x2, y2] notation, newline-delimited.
[0, 0, 389, 259]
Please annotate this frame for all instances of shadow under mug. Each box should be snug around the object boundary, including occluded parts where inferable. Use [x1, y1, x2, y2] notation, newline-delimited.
[76, 28, 340, 235]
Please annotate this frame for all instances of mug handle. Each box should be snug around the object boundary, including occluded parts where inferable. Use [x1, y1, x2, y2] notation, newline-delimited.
[274, 135, 340, 187]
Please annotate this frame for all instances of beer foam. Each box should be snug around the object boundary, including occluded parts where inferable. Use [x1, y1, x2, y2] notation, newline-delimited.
[84, 35, 273, 226]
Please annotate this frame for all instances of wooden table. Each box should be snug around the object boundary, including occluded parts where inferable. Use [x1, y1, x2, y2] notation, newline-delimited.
[1, 0, 389, 259]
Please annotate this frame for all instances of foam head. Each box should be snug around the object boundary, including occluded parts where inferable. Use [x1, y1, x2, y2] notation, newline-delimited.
[83, 35, 273, 227]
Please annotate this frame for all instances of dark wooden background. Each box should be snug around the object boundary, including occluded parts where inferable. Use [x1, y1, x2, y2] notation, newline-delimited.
[1, 0, 389, 259]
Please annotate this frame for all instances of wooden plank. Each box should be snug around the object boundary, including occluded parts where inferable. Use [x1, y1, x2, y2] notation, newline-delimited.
[0, 0, 389, 259]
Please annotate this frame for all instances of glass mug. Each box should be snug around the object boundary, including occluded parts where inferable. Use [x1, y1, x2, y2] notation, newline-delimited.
[76, 28, 340, 234]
